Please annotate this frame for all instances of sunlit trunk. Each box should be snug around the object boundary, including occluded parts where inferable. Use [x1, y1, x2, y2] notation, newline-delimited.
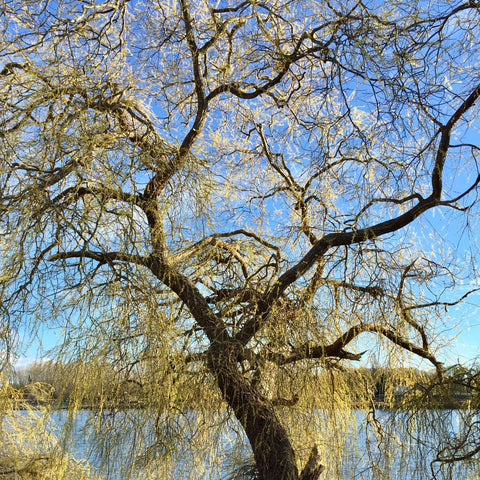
[209, 346, 300, 480]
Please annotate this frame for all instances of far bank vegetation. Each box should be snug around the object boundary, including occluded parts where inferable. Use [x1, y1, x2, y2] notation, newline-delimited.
[7, 361, 478, 411]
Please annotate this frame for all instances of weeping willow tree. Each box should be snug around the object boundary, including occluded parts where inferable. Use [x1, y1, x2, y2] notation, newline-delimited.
[1, 0, 480, 479]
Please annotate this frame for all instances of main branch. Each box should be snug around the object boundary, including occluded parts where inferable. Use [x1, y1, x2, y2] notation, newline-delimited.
[236, 81, 480, 346]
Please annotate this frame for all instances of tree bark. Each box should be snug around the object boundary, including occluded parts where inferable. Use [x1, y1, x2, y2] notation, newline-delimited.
[209, 345, 301, 480]
[299, 445, 325, 480]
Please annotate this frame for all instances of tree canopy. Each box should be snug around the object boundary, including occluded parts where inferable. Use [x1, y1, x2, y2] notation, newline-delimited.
[1, 0, 480, 479]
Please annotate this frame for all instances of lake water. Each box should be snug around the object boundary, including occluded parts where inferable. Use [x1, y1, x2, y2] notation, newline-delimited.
[6, 408, 480, 480]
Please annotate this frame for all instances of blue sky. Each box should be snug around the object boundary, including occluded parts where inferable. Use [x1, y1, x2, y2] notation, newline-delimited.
[7, 0, 480, 374]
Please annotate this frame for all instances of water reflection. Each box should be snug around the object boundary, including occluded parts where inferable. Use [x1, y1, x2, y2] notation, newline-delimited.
[10, 408, 480, 480]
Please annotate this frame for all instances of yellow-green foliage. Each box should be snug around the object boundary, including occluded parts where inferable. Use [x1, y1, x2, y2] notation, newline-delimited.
[2, 0, 480, 477]
[0, 410, 101, 480]
[0, 381, 101, 480]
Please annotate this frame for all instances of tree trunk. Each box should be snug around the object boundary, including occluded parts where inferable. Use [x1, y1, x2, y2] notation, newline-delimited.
[209, 345, 324, 480]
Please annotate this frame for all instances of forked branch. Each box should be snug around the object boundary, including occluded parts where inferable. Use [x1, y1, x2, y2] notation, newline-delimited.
[266, 321, 442, 374]
[235, 80, 480, 346]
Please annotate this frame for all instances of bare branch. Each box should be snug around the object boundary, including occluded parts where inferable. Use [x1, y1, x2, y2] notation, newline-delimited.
[432, 83, 480, 199]
[173, 229, 280, 264]
[48, 250, 150, 269]
[407, 287, 480, 311]
[236, 81, 480, 345]
[50, 185, 143, 208]
[267, 321, 441, 374]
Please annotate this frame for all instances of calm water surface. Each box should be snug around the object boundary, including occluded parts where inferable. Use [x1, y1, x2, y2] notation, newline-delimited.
[12, 408, 480, 480]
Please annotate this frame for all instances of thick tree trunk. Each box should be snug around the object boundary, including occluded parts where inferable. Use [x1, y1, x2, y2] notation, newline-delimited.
[220, 370, 298, 479]
[209, 345, 324, 480]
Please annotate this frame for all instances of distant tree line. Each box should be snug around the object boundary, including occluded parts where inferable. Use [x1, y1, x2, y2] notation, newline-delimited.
[8, 361, 477, 410]
[8, 360, 143, 408]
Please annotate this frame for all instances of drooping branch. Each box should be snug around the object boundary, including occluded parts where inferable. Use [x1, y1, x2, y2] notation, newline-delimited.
[6, 242, 58, 305]
[397, 260, 429, 350]
[48, 248, 232, 346]
[0, 62, 179, 196]
[236, 196, 435, 344]
[235, 80, 480, 346]
[432, 82, 480, 199]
